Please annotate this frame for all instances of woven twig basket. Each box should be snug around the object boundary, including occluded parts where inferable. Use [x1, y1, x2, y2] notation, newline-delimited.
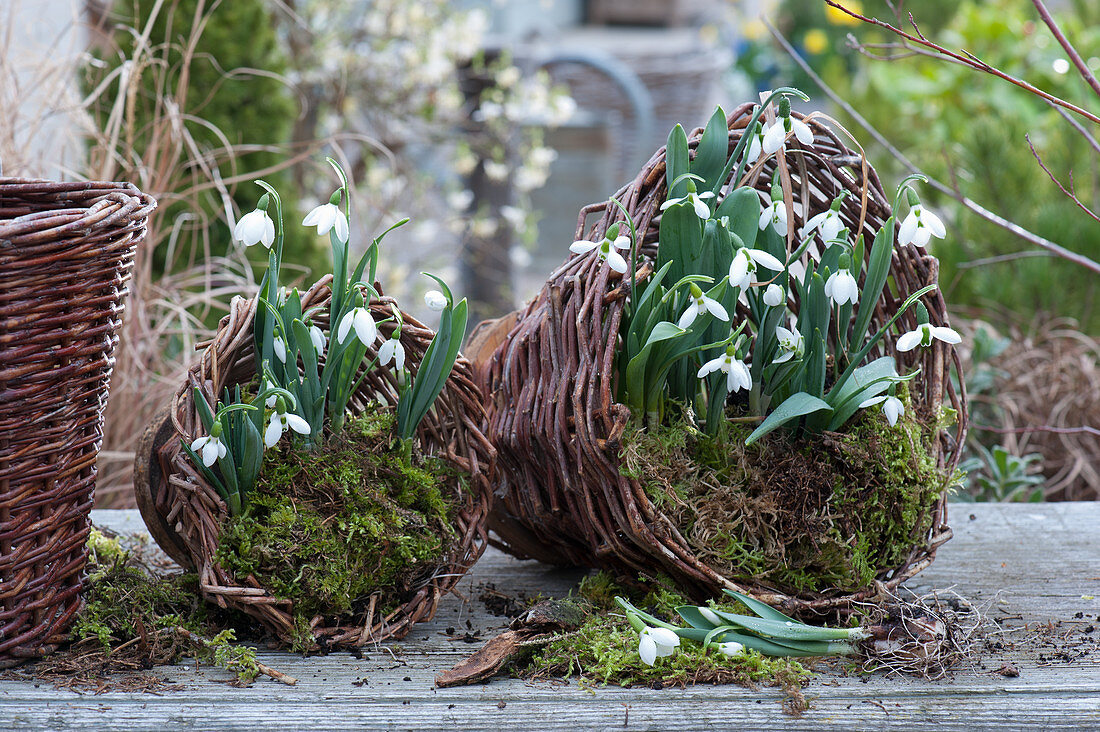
[482, 103, 967, 614]
[135, 278, 494, 648]
[0, 179, 154, 666]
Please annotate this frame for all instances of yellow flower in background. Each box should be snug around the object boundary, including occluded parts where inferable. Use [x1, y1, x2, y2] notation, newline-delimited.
[804, 28, 829, 55]
[744, 18, 767, 41]
[826, 0, 863, 26]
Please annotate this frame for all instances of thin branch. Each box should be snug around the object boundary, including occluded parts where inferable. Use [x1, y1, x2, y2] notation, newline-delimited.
[1031, 0, 1100, 100]
[1026, 134, 1100, 223]
[973, 423, 1100, 438]
[822, 0, 1100, 126]
[1057, 106, 1100, 158]
[765, 18, 1100, 276]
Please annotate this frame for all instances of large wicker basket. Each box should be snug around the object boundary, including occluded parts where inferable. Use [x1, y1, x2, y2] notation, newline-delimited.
[134, 278, 495, 649]
[481, 103, 967, 614]
[0, 179, 154, 666]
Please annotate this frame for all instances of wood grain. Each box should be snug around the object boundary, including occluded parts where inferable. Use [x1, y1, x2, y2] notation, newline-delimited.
[1, 503, 1097, 730]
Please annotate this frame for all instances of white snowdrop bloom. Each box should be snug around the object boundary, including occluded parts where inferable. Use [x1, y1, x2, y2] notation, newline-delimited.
[190, 433, 227, 467]
[804, 206, 846, 243]
[378, 333, 406, 372]
[233, 209, 275, 248]
[273, 336, 288, 364]
[729, 246, 785, 291]
[308, 324, 326, 357]
[774, 324, 805, 364]
[824, 269, 859, 306]
[896, 323, 962, 351]
[717, 641, 745, 657]
[697, 348, 753, 393]
[898, 204, 947, 248]
[661, 189, 716, 220]
[678, 285, 729, 329]
[424, 290, 449, 311]
[264, 408, 311, 448]
[569, 235, 631, 274]
[763, 283, 785, 307]
[758, 200, 788, 237]
[337, 306, 378, 346]
[302, 202, 349, 243]
[859, 395, 905, 426]
[762, 116, 814, 156]
[638, 626, 680, 666]
[484, 160, 510, 181]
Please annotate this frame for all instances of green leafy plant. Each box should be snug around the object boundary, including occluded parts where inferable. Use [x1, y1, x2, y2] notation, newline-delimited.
[958, 444, 1045, 502]
[183, 159, 467, 512]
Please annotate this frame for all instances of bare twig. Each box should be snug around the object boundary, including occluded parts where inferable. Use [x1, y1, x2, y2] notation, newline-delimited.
[1031, 0, 1100, 100]
[1025, 135, 1100, 223]
[973, 423, 1100, 438]
[765, 17, 1100, 276]
[823, 0, 1100, 126]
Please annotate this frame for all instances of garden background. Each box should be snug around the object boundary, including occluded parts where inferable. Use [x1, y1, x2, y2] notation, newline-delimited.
[2, 0, 1096, 506]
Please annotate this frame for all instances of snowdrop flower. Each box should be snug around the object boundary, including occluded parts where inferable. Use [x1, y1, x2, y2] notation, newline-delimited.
[260, 378, 278, 408]
[190, 430, 227, 467]
[859, 395, 905, 426]
[758, 199, 788, 236]
[678, 283, 729, 329]
[898, 204, 946, 248]
[697, 346, 753, 393]
[569, 235, 631, 274]
[804, 206, 846, 243]
[745, 123, 766, 161]
[638, 626, 680, 666]
[302, 202, 349, 243]
[729, 246, 785, 291]
[716, 641, 745, 657]
[273, 335, 288, 363]
[378, 332, 406, 371]
[763, 283, 785, 307]
[774, 324, 804, 364]
[264, 406, 311, 448]
[337, 306, 378, 346]
[824, 269, 859, 306]
[424, 290, 449, 311]
[233, 209, 275, 249]
[762, 115, 814, 156]
[661, 188, 716, 220]
[896, 322, 961, 351]
[308, 324, 326, 357]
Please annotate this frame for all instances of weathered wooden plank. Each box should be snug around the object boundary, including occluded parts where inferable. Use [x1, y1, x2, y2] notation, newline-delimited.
[0, 503, 1098, 730]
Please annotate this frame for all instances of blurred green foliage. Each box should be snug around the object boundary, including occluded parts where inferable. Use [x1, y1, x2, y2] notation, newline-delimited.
[88, 0, 318, 275]
[829, 2, 1100, 333]
[738, 1, 1099, 333]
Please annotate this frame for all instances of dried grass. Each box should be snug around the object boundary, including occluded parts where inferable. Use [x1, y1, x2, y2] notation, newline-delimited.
[959, 317, 1100, 501]
[1, 1, 327, 506]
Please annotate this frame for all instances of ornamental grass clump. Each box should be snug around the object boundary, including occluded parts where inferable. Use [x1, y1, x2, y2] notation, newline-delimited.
[483, 94, 965, 613]
[138, 160, 493, 650]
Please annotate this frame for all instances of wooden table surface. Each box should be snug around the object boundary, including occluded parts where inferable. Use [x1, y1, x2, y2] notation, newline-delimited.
[1, 503, 1098, 730]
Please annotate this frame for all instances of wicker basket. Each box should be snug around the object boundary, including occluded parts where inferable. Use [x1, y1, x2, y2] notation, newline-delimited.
[0, 179, 154, 666]
[134, 278, 495, 649]
[482, 103, 967, 614]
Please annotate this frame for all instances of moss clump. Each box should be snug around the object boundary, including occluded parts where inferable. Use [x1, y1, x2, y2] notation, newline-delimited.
[215, 407, 459, 647]
[64, 533, 261, 685]
[522, 572, 809, 706]
[620, 391, 946, 594]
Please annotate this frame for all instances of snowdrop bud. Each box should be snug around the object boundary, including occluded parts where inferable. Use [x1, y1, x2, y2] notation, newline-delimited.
[763, 283, 784, 307]
[424, 290, 448, 311]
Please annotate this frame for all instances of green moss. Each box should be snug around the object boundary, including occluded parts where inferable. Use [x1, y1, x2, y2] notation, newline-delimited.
[215, 407, 460, 649]
[70, 535, 261, 684]
[620, 391, 947, 595]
